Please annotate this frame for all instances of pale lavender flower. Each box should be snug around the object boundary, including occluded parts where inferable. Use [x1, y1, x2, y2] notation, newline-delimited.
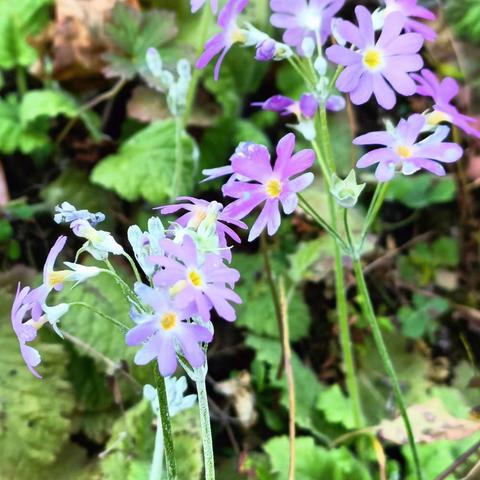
[126, 283, 212, 376]
[383, 0, 436, 42]
[253, 93, 344, 116]
[411, 69, 480, 139]
[354, 113, 463, 181]
[270, 0, 345, 53]
[222, 133, 315, 241]
[12, 284, 42, 378]
[255, 38, 277, 61]
[191, 0, 218, 14]
[54, 202, 105, 227]
[196, 0, 249, 80]
[151, 235, 241, 322]
[157, 197, 247, 247]
[326, 6, 424, 110]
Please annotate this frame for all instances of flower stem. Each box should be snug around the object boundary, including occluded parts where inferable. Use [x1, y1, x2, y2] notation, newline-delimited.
[149, 414, 164, 480]
[15, 67, 27, 97]
[352, 257, 422, 480]
[196, 373, 215, 480]
[122, 252, 142, 283]
[183, 4, 211, 124]
[360, 182, 389, 249]
[154, 369, 177, 479]
[279, 279, 296, 480]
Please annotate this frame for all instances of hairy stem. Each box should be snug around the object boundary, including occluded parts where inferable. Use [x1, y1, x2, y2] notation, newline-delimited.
[196, 373, 215, 480]
[352, 257, 422, 480]
[154, 369, 177, 479]
[69, 301, 129, 332]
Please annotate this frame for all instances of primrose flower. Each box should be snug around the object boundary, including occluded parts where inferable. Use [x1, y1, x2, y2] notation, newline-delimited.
[54, 202, 105, 227]
[126, 283, 212, 376]
[71, 219, 124, 260]
[151, 235, 241, 322]
[127, 217, 165, 277]
[354, 114, 463, 182]
[157, 197, 247, 260]
[196, 0, 249, 80]
[383, 0, 436, 42]
[326, 6, 424, 110]
[191, 0, 218, 14]
[222, 133, 315, 241]
[270, 0, 345, 53]
[412, 69, 480, 139]
[12, 285, 42, 378]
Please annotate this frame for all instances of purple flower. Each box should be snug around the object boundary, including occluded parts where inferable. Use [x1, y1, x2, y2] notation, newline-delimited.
[151, 236, 241, 322]
[126, 283, 213, 376]
[326, 6, 424, 110]
[411, 69, 480, 139]
[156, 197, 247, 260]
[270, 0, 345, 53]
[222, 133, 315, 241]
[196, 0, 249, 80]
[191, 0, 218, 14]
[354, 113, 463, 181]
[12, 284, 42, 378]
[384, 0, 436, 42]
[255, 38, 277, 61]
[24, 236, 67, 321]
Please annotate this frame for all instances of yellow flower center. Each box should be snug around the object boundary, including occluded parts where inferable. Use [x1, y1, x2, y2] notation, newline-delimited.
[47, 270, 69, 288]
[188, 270, 203, 287]
[427, 110, 451, 126]
[160, 312, 177, 331]
[266, 179, 283, 198]
[363, 48, 383, 71]
[395, 145, 413, 159]
[189, 208, 208, 229]
[230, 28, 246, 44]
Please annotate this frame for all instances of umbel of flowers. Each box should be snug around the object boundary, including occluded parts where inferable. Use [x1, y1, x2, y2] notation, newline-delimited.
[11, 0, 479, 479]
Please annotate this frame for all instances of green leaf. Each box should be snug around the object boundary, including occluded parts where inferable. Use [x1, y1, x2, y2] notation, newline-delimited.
[0, 0, 51, 69]
[0, 290, 75, 477]
[0, 219, 13, 242]
[103, 3, 178, 79]
[91, 120, 197, 203]
[398, 294, 450, 339]
[0, 93, 51, 154]
[232, 253, 311, 342]
[264, 436, 370, 480]
[20, 90, 78, 124]
[288, 238, 332, 283]
[57, 268, 133, 367]
[316, 385, 355, 430]
[386, 174, 457, 209]
[100, 400, 202, 480]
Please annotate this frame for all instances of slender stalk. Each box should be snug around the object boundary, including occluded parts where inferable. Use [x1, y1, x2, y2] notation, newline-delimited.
[360, 182, 389, 247]
[260, 232, 285, 378]
[122, 252, 142, 283]
[183, 5, 211, 124]
[196, 374, 215, 480]
[352, 257, 422, 480]
[316, 110, 363, 429]
[279, 279, 296, 480]
[149, 414, 164, 480]
[172, 115, 184, 201]
[154, 369, 177, 479]
[69, 301, 129, 332]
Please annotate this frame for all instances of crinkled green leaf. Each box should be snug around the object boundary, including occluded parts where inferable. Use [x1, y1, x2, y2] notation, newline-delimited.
[57, 269, 133, 368]
[103, 3, 178, 79]
[100, 400, 202, 480]
[20, 89, 78, 125]
[0, 0, 51, 69]
[91, 120, 197, 203]
[0, 290, 74, 477]
[0, 93, 50, 154]
[316, 384, 355, 430]
[264, 436, 370, 480]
